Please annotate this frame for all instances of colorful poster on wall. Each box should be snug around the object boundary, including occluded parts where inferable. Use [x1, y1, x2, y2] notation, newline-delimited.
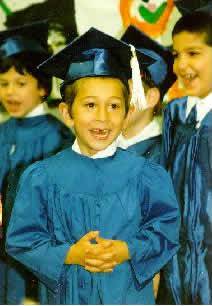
[75, 0, 181, 45]
[1, 0, 181, 46]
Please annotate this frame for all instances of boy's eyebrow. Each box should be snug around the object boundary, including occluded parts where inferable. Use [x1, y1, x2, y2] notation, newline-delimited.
[79, 95, 123, 100]
[172, 45, 204, 53]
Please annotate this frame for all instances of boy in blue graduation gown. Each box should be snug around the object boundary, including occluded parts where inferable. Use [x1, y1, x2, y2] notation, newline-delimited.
[6, 27, 180, 305]
[118, 26, 176, 163]
[0, 21, 73, 304]
[159, 8, 212, 304]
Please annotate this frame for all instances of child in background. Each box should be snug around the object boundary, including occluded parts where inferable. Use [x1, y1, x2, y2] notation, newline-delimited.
[6, 28, 179, 305]
[118, 26, 176, 163]
[159, 8, 212, 304]
[0, 21, 73, 304]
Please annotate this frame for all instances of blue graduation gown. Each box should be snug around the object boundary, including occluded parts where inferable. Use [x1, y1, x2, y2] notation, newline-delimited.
[0, 114, 74, 304]
[128, 135, 162, 163]
[6, 148, 179, 305]
[160, 97, 212, 304]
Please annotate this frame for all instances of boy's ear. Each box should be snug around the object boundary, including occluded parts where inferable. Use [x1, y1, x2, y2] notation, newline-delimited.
[146, 87, 160, 108]
[59, 102, 74, 128]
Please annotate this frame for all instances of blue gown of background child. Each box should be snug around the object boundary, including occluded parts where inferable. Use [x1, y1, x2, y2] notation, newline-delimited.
[160, 96, 212, 304]
[128, 136, 162, 163]
[6, 147, 179, 304]
[0, 114, 73, 304]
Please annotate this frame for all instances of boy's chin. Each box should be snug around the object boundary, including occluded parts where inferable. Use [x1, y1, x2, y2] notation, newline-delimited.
[8, 112, 26, 118]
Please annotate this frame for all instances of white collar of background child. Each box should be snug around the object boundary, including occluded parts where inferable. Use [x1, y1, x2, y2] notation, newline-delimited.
[186, 92, 212, 128]
[25, 102, 47, 118]
[117, 116, 162, 149]
[72, 139, 118, 159]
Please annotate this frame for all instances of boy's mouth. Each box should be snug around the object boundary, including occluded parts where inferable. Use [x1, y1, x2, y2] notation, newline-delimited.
[90, 128, 111, 140]
[180, 73, 197, 87]
[6, 100, 21, 106]
[5, 100, 22, 110]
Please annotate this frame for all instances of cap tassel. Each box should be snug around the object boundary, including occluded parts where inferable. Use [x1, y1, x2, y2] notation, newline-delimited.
[130, 44, 147, 111]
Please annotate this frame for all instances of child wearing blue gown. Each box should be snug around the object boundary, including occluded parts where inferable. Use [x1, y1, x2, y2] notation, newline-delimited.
[0, 21, 73, 304]
[6, 27, 180, 305]
[159, 8, 212, 304]
[118, 26, 176, 163]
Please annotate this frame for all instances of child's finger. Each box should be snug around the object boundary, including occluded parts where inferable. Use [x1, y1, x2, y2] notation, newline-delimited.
[84, 265, 114, 273]
[81, 231, 99, 242]
[102, 268, 113, 273]
[99, 262, 117, 270]
[96, 236, 113, 248]
[84, 265, 102, 273]
[98, 253, 115, 261]
[85, 258, 104, 267]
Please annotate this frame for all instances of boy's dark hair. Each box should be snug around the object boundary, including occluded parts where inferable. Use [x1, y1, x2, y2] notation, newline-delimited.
[63, 77, 130, 115]
[0, 53, 52, 97]
[172, 11, 212, 46]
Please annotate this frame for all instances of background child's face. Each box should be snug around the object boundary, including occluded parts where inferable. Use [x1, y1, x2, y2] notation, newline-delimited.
[124, 78, 160, 130]
[0, 67, 46, 117]
[173, 31, 212, 98]
[60, 77, 127, 156]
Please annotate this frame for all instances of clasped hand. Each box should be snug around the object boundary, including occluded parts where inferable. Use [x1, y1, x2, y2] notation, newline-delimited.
[65, 231, 129, 273]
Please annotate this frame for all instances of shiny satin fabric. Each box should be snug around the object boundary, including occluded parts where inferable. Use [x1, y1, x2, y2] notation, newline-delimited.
[127, 135, 162, 163]
[160, 97, 212, 304]
[0, 114, 73, 304]
[0, 37, 47, 58]
[6, 148, 180, 304]
[61, 48, 130, 95]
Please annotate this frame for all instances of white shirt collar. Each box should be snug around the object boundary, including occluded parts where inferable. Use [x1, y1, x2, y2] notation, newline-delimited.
[24, 102, 47, 118]
[186, 92, 212, 127]
[117, 116, 162, 149]
[72, 139, 118, 159]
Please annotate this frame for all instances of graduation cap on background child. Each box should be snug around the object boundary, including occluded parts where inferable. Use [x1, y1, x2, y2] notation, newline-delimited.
[196, 1, 212, 12]
[38, 27, 156, 110]
[121, 25, 177, 98]
[174, 0, 212, 15]
[0, 20, 49, 58]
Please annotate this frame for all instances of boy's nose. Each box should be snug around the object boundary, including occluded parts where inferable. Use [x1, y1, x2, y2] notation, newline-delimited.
[6, 84, 15, 95]
[176, 55, 188, 72]
[96, 106, 108, 121]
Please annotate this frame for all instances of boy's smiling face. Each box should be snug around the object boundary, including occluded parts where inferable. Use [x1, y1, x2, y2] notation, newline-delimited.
[0, 67, 46, 117]
[173, 31, 212, 98]
[60, 77, 127, 156]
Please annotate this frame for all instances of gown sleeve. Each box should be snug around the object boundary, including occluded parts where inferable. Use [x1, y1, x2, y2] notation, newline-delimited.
[126, 162, 180, 287]
[6, 163, 71, 292]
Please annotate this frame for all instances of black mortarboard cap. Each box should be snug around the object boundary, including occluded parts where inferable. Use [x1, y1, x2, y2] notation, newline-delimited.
[38, 27, 155, 96]
[196, 2, 212, 13]
[121, 26, 176, 97]
[174, 0, 212, 15]
[0, 20, 49, 58]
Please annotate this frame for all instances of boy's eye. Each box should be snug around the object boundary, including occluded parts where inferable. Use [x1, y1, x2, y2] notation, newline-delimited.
[188, 51, 199, 57]
[0, 82, 8, 88]
[110, 103, 120, 110]
[85, 102, 95, 108]
[17, 81, 27, 87]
